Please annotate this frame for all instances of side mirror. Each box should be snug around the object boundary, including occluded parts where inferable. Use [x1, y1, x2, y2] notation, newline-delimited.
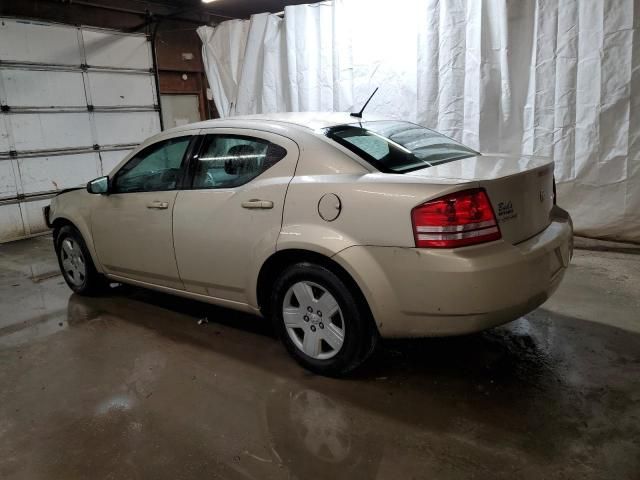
[87, 176, 109, 194]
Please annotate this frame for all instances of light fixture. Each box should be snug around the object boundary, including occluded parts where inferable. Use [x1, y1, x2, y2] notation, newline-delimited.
[202, 0, 220, 3]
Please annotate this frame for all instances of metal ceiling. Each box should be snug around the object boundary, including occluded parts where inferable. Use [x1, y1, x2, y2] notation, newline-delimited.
[143, 0, 324, 19]
[1, 0, 324, 26]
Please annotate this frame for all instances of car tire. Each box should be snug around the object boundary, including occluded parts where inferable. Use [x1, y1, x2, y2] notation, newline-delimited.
[271, 262, 378, 376]
[55, 225, 108, 295]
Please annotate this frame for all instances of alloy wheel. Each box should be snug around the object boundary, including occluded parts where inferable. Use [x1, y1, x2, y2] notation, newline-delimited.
[60, 238, 86, 287]
[282, 281, 345, 360]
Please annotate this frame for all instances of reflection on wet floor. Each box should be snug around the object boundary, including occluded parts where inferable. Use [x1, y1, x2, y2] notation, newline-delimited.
[0, 236, 639, 479]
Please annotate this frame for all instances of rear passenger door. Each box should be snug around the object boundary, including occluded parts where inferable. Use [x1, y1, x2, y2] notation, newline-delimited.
[172, 129, 299, 306]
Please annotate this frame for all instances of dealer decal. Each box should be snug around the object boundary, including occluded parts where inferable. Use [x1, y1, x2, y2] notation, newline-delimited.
[497, 200, 518, 222]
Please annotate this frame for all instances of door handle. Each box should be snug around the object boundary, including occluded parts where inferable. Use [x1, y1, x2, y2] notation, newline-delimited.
[147, 201, 169, 209]
[241, 199, 274, 209]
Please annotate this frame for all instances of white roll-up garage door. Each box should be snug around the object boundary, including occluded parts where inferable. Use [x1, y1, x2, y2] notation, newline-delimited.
[0, 18, 161, 242]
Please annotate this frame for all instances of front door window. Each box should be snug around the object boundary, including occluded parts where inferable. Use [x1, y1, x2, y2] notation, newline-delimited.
[113, 136, 191, 193]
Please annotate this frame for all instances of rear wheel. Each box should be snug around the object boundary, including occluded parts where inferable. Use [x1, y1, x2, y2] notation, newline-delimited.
[271, 262, 377, 376]
[55, 225, 107, 295]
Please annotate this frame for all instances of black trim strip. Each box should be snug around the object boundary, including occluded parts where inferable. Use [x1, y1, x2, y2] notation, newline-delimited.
[179, 135, 205, 190]
[0, 60, 155, 75]
[0, 143, 138, 159]
[3, 106, 157, 114]
[42, 205, 52, 228]
[0, 191, 58, 206]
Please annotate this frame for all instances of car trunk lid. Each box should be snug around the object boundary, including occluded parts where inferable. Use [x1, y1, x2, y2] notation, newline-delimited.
[407, 154, 555, 245]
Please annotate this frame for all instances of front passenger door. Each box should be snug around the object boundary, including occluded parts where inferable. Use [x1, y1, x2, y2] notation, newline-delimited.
[92, 134, 193, 289]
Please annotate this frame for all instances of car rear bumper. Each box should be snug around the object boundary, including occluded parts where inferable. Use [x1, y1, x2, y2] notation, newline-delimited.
[333, 206, 573, 338]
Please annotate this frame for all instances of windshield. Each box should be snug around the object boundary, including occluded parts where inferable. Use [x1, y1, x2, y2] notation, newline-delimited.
[325, 120, 478, 173]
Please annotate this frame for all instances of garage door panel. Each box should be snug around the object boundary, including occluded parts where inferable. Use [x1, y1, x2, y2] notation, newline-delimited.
[0, 204, 25, 242]
[88, 72, 155, 107]
[94, 112, 160, 146]
[0, 161, 18, 199]
[1, 69, 86, 107]
[11, 113, 92, 151]
[18, 153, 99, 195]
[82, 30, 152, 69]
[0, 19, 81, 65]
[100, 150, 132, 175]
[22, 199, 50, 234]
[0, 18, 161, 242]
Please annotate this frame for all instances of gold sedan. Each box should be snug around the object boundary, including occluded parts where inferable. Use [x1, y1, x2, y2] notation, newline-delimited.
[45, 112, 573, 375]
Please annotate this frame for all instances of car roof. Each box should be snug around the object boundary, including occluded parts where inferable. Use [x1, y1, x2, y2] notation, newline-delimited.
[229, 112, 389, 129]
[163, 111, 391, 135]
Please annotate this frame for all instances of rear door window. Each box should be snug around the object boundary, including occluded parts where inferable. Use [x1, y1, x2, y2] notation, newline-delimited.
[191, 134, 287, 189]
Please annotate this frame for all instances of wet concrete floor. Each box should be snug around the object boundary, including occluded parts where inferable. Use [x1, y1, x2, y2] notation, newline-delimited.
[0, 235, 639, 479]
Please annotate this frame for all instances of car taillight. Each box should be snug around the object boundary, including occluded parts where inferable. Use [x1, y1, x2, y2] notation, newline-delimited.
[411, 188, 501, 248]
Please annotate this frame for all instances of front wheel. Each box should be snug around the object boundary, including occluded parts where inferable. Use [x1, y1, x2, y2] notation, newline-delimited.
[271, 262, 378, 376]
[55, 225, 107, 295]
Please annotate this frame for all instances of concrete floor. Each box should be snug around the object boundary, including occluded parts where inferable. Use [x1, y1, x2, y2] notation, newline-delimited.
[0, 236, 639, 479]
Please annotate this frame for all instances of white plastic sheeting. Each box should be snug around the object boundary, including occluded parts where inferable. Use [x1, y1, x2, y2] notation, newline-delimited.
[197, 20, 249, 117]
[198, 0, 640, 242]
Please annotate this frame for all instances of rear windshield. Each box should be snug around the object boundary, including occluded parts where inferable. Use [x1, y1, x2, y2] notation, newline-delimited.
[325, 120, 478, 173]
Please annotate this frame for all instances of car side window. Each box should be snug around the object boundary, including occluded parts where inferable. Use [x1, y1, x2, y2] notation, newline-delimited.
[192, 135, 287, 189]
[113, 136, 192, 193]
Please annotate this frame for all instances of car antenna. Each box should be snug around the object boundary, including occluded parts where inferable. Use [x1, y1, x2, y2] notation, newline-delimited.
[350, 87, 379, 118]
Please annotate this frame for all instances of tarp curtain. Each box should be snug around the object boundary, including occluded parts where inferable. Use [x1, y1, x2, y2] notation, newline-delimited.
[197, 0, 640, 242]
